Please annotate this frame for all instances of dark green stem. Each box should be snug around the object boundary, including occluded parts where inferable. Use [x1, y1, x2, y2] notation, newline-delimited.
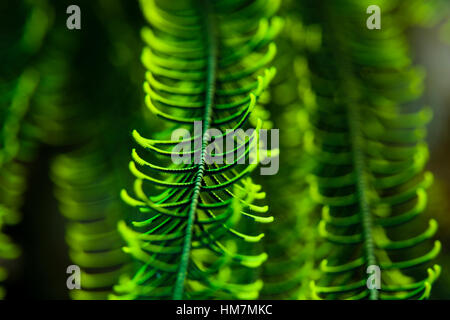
[173, 0, 217, 300]
[348, 102, 378, 300]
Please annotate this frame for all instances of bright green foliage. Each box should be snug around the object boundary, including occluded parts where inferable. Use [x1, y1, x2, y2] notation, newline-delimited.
[298, 0, 441, 300]
[115, 0, 281, 300]
[0, 0, 446, 301]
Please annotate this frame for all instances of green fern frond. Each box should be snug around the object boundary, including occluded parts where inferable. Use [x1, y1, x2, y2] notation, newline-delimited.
[299, 0, 441, 300]
[114, 0, 281, 300]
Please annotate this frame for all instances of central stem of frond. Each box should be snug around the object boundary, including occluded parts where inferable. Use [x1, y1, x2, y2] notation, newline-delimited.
[173, 0, 218, 300]
[348, 102, 378, 300]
